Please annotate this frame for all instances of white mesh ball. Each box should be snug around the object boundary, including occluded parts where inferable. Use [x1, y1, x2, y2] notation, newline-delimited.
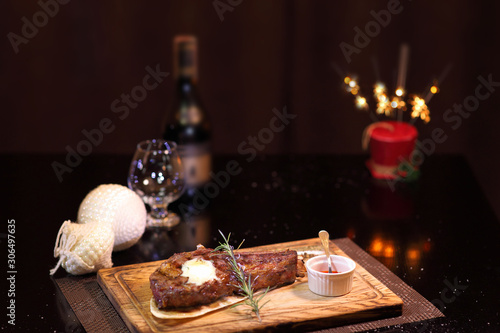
[77, 184, 147, 251]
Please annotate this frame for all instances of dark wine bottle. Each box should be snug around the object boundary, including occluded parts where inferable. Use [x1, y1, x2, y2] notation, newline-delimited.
[163, 35, 211, 190]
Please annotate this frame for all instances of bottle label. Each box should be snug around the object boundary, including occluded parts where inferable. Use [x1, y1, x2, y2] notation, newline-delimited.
[177, 143, 211, 186]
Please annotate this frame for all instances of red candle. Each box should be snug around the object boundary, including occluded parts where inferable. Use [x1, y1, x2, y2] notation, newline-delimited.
[366, 121, 418, 179]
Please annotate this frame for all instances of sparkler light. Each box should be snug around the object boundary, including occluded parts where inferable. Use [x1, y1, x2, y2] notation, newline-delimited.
[344, 76, 438, 123]
[373, 82, 392, 116]
[344, 76, 439, 123]
[396, 44, 410, 94]
[344, 76, 360, 95]
[390, 96, 406, 111]
[344, 76, 369, 111]
[410, 96, 430, 123]
[424, 80, 441, 103]
[355, 95, 368, 110]
[342, 44, 441, 124]
[373, 82, 386, 96]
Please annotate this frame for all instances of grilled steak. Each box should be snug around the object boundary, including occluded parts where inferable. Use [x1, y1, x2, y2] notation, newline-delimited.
[150, 246, 303, 309]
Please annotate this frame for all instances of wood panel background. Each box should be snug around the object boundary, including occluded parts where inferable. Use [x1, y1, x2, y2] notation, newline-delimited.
[2, 0, 500, 217]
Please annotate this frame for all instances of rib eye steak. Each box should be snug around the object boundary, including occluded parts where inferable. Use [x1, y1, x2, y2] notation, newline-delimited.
[150, 246, 304, 309]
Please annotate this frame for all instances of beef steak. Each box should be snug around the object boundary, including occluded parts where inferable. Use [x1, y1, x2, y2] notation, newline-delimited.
[150, 246, 301, 309]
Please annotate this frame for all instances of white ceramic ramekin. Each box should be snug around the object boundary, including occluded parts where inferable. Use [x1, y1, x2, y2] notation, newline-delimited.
[306, 255, 356, 296]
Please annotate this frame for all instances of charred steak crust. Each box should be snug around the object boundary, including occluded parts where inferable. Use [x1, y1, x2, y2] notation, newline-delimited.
[150, 247, 299, 309]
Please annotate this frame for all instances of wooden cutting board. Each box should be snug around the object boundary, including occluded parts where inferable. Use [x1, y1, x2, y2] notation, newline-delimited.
[97, 238, 403, 332]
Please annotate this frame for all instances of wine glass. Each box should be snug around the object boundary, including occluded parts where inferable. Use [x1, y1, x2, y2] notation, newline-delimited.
[127, 139, 185, 228]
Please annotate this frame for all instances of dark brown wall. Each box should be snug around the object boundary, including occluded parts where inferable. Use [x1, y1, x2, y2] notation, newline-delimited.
[2, 1, 500, 215]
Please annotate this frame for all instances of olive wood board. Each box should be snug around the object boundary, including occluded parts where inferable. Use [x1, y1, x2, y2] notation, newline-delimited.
[97, 238, 403, 332]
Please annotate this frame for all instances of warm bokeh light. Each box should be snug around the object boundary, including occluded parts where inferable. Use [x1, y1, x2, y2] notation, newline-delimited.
[373, 83, 391, 115]
[366, 234, 431, 272]
[376, 100, 391, 115]
[390, 96, 406, 111]
[344, 76, 369, 110]
[369, 237, 384, 256]
[410, 96, 430, 123]
[344, 76, 360, 95]
[344, 76, 432, 122]
[369, 236, 396, 259]
[407, 248, 420, 260]
[406, 247, 421, 268]
[373, 82, 386, 95]
[383, 244, 395, 258]
[355, 95, 368, 110]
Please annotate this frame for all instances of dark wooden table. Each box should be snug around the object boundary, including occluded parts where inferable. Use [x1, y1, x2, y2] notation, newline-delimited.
[3, 153, 500, 332]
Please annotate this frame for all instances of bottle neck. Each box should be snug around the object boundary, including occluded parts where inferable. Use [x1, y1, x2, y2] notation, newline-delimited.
[173, 36, 198, 81]
[176, 68, 197, 82]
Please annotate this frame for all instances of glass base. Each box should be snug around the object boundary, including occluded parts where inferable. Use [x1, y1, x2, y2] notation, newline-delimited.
[146, 212, 180, 228]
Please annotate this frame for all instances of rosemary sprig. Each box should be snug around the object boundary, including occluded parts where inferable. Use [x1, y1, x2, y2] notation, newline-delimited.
[214, 230, 270, 322]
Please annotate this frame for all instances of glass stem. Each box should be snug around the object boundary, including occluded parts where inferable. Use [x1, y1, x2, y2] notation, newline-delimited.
[150, 204, 169, 220]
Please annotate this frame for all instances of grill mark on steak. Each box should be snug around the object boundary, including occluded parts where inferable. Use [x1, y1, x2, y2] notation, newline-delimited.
[150, 247, 301, 309]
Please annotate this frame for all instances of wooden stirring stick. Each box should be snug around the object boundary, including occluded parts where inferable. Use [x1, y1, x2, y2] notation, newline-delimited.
[319, 230, 338, 273]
